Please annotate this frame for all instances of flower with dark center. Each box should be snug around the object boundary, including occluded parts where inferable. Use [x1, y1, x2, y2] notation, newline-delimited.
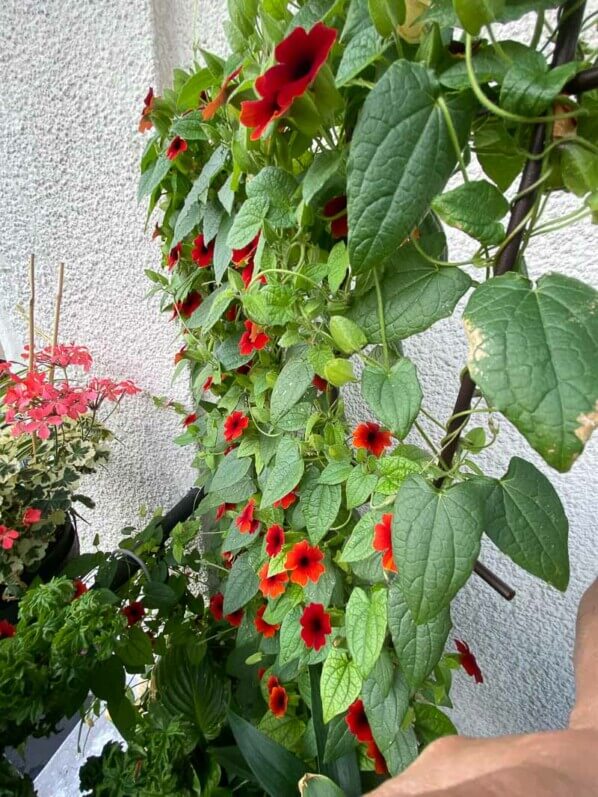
[167, 243, 182, 270]
[166, 136, 188, 160]
[224, 410, 249, 442]
[191, 234, 215, 268]
[225, 608, 244, 627]
[352, 421, 392, 457]
[455, 639, 484, 684]
[300, 602, 332, 651]
[209, 592, 224, 621]
[258, 562, 289, 599]
[269, 685, 288, 718]
[265, 524, 285, 557]
[285, 540, 325, 587]
[373, 513, 397, 573]
[171, 291, 202, 320]
[267, 675, 280, 692]
[254, 605, 280, 638]
[232, 234, 260, 266]
[345, 699, 373, 743]
[122, 601, 145, 627]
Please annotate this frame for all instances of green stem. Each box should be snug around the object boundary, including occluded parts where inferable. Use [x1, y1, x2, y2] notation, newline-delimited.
[414, 420, 440, 456]
[373, 268, 389, 369]
[530, 208, 590, 236]
[530, 10, 545, 49]
[437, 96, 469, 182]
[411, 236, 477, 268]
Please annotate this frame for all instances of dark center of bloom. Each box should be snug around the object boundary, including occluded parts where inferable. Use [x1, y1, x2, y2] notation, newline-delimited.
[310, 617, 322, 632]
[366, 429, 378, 443]
[293, 58, 314, 79]
[298, 554, 310, 567]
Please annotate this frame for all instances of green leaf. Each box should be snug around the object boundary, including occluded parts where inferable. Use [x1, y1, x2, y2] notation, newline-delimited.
[346, 587, 388, 678]
[393, 475, 484, 622]
[116, 626, 154, 669]
[562, 143, 598, 197]
[229, 710, 307, 796]
[187, 285, 234, 331]
[376, 455, 422, 496]
[452, 0, 504, 34]
[323, 714, 358, 764]
[143, 580, 178, 610]
[173, 145, 228, 244]
[324, 358, 356, 386]
[262, 437, 305, 507]
[247, 166, 299, 228]
[387, 581, 451, 687]
[279, 606, 304, 665]
[432, 180, 509, 246]
[327, 242, 350, 293]
[439, 41, 528, 91]
[369, 0, 405, 36]
[178, 68, 215, 111]
[321, 649, 363, 723]
[500, 50, 578, 118]
[483, 457, 569, 590]
[287, 0, 338, 31]
[107, 695, 138, 740]
[259, 713, 306, 750]
[336, 25, 385, 88]
[171, 114, 207, 140]
[203, 199, 224, 244]
[361, 358, 422, 438]
[464, 272, 598, 472]
[347, 241, 471, 342]
[347, 60, 474, 273]
[223, 553, 259, 614]
[362, 652, 415, 776]
[473, 117, 525, 191]
[214, 215, 234, 283]
[210, 450, 252, 494]
[345, 468, 377, 510]
[303, 151, 343, 205]
[277, 403, 313, 432]
[215, 334, 252, 370]
[302, 482, 342, 544]
[319, 462, 353, 485]
[138, 154, 172, 201]
[329, 316, 367, 354]
[157, 648, 230, 740]
[299, 774, 346, 796]
[270, 354, 314, 423]
[227, 195, 270, 249]
[89, 656, 125, 704]
[341, 511, 378, 562]
[243, 284, 296, 326]
[218, 173, 236, 214]
[414, 703, 457, 747]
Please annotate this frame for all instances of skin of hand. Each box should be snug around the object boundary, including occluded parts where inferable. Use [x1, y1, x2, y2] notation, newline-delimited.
[368, 579, 598, 797]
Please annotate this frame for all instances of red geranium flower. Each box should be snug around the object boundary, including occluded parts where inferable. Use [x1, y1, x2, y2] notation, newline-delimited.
[254, 605, 281, 638]
[265, 524, 285, 557]
[273, 491, 298, 510]
[122, 601, 145, 627]
[183, 412, 197, 427]
[323, 195, 348, 239]
[22, 507, 42, 525]
[216, 502, 236, 521]
[209, 592, 224, 621]
[269, 685, 288, 718]
[312, 375, 328, 392]
[366, 740, 388, 775]
[72, 579, 89, 599]
[236, 498, 259, 534]
[239, 320, 269, 356]
[139, 87, 154, 133]
[224, 410, 249, 442]
[172, 291, 202, 320]
[0, 525, 19, 551]
[167, 243, 182, 270]
[345, 699, 373, 743]
[259, 562, 289, 599]
[191, 234, 215, 268]
[300, 603, 332, 651]
[166, 136, 188, 160]
[0, 619, 16, 639]
[267, 675, 280, 692]
[203, 376, 213, 391]
[455, 639, 484, 684]
[232, 234, 260, 265]
[352, 422, 392, 457]
[285, 540, 325, 587]
[202, 66, 242, 121]
[373, 513, 397, 573]
[225, 608, 244, 627]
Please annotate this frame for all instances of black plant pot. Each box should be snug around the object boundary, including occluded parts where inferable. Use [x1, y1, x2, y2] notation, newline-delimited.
[0, 516, 80, 623]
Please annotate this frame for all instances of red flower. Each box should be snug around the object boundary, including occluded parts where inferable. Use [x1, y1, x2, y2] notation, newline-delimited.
[366, 740, 388, 775]
[267, 675, 280, 692]
[203, 376, 213, 391]
[216, 502, 236, 521]
[232, 234, 260, 265]
[166, 136, 188, 160]
[122, 601, 145, 627]
[323, 195, 348, 239]
[300, 603, 331, 651]
[202, 66, 242, 121]
[172, 291, 202, 320]
[269, 685, 288, 718]
[265, 524, 285, 557]
[237, 364, 251, 375]
[139, 87, 154, 133]
[240, 74, 291, 142]
[0, 619, 16, 639]
[221, 550, 234, 569]
[174, 345, 187, 364]
[259, 562, 289, 599]
[239, 320, 269, 356]
[191, 234, 215, 268]
[224, 410, 249, 442]
[22, 507, 42, 525]
[352, 422, 392, 457]
[0, 525, 19, 550]
[273, 491, 298, 510]
[72, 579, 89, 599]
[210, 592, 224, 621]
[258, 667, 266, 681]
[240, 261, 267, 289]
[285, 540, 325, 587]
[236, 498, 259, 534]
[226, 305, 239, 322]
[254, 605, 280, 638]
[167, 243, 182, 270]
[272, 23, 337, 109]
[225, 608, 244, 627]
[373, 513, 397, 573]
[455, 639, 484, 684]
[183, 412, 197, 427]
[312, 375, 328, 392]
[345, 699, 373, 743]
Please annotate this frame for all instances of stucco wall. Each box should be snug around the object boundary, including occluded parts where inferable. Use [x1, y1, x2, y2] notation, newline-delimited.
[1, 0, 597, 747]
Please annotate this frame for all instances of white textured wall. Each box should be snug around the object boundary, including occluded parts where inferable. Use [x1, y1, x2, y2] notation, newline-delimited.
[2, 0, 597, 744]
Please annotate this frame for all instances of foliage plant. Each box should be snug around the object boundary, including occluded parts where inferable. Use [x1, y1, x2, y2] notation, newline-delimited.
[134, 0, 598, 791]
[0, 345, 138, 594]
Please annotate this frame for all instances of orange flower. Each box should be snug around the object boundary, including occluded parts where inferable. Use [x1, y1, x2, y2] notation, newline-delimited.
[254, 605, 280, 638]
[258, 562, 289, 599]
[285, 540, 325, 587]
[352, 422, 392, 457]
[269, 685, 288, 718]
[373, 513, 397, 572]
